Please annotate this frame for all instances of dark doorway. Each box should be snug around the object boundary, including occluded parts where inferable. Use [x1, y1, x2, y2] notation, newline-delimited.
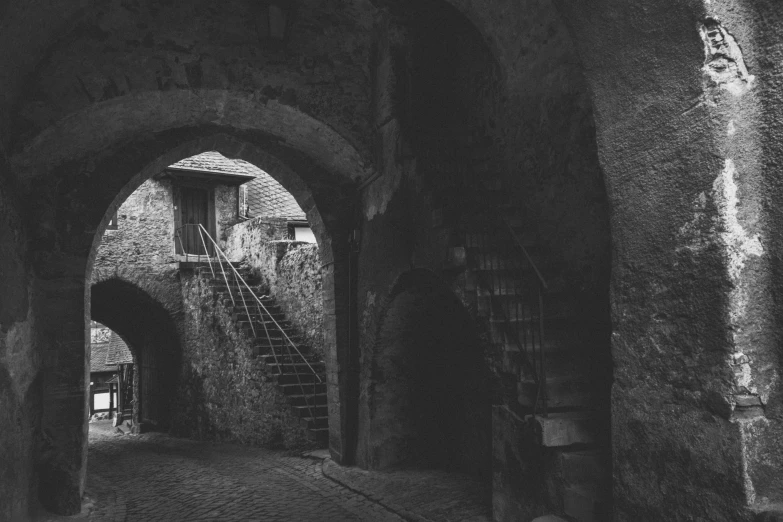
[365, 270, 491, 478]
[178, 186, 211, 255]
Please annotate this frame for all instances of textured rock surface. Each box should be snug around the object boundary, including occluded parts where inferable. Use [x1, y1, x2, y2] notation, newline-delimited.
[4, 0, 783, 520]
[227, 218, 324, 359]
[0, 172, 35, 521]
[174, 272, 311, 449]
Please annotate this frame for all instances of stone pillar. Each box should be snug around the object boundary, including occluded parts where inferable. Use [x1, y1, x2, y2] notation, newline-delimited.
[34, 254, 89, 515]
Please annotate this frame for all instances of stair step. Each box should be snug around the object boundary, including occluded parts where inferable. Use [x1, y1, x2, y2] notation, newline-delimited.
[287, 393, 328, 406]
[279, 383, 327, 395]
[257, 353, 319, 364]
[470, 253, 531, 272]
[275, 372, 322, 385]
[306, 427, 329, 444]
[532, 412, 599, 447]
[252, 344, 313, 357]
[559, 451, 606, 487]
[299, 416, 329, 430]
[265, 361, 325, 373]
[518, 377, 596, 409]
[290, 404, 328, 418]
[564, 485, 609, 522]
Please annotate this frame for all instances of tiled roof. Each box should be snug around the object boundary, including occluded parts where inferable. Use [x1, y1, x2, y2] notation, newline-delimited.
[90, 332, 133, 373]
[241, 162, 306, 220]
[106, 332, 134, 366]
[90, 342, 112, 373]
[169, 151, 306, 220]
[169, 151, 255, 177]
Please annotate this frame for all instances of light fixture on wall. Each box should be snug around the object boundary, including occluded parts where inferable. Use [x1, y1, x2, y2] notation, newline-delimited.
[257, 1, 295, 44]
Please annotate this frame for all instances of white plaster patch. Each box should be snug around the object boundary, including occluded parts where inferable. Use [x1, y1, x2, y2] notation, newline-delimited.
[676, 191, 716, 254]
[731, 352, 753, 390]
[699, 20, 755, 96]
[713, 159, 763, 282]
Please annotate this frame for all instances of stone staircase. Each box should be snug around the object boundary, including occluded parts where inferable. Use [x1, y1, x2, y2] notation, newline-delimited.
[457, 214, 610, 521]
[196, 265, 329, 446]
[459, 209, 611, 521]
[420, 128, 610, 520]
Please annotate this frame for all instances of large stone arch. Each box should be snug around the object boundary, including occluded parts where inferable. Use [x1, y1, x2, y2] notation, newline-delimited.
[15, 92, 363, 513]
[4, 0, 783, 520]
[555, 1, 782, 520]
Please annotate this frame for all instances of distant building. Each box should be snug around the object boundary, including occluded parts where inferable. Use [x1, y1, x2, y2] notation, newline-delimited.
[89, 324, 133, 420]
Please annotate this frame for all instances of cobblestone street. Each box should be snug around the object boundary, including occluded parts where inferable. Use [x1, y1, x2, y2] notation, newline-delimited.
[35, 422, 490, 522]
[36, 422, 402, 522]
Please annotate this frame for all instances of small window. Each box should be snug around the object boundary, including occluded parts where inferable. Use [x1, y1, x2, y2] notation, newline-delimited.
[107, 211, 118, 230]
[293, 226, 316, 243]
[239, 185, 249, 219]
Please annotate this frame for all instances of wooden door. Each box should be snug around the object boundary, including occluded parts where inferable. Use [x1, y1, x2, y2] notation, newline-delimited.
[179, 186, 210, 255]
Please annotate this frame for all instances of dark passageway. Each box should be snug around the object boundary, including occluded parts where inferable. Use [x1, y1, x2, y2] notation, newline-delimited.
[366, 270, 491, 478]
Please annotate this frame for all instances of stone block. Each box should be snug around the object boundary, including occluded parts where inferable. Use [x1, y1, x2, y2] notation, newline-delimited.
[559, 451, 604, 486]
[533, 412, 596, 447]
[563, 486, 599, 522]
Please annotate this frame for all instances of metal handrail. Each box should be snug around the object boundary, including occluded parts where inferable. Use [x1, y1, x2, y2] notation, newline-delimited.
[503, 219, 548, 292]
[177, 223, 323, 426]
[177, 224, 322, 383]
[471, 215, 548, 416]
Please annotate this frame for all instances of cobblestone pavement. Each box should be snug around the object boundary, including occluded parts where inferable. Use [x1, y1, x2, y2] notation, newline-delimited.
[322, 460, 491, 522]
[37, 422, 402, 522]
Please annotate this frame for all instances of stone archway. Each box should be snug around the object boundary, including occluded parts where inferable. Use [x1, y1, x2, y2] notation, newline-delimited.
[18, 113, 361, 513]
[358, 269, 491, 478]
[91, 278, 180, 430]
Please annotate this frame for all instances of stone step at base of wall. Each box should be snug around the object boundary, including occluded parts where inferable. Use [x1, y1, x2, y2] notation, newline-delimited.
[558, 450, 607, 490]
[753, 504, 783, 522]
[531, 411, 600, 447]
[564, 484, 610, 522]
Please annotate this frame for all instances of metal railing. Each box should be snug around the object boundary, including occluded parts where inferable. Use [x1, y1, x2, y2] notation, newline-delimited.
[175, 224, 323, 423]
[468, 214, 549, 417]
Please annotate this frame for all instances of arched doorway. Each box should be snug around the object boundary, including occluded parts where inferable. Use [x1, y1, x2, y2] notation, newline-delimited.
[91, 278, 180, 430]
[362, 269, 491, 477]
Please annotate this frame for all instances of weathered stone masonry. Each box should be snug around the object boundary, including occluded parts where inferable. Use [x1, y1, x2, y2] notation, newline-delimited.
[226, 218, 325, 359]
[4, 1, 783, 521]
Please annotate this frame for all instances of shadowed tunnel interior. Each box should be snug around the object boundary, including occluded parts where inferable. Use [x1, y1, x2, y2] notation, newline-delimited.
[366, 270, 491, 478]
[90, 278, 181, 431]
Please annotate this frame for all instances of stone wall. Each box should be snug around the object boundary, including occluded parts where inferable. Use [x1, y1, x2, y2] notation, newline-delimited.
[173, 271, 310, 448]
[226, 218, 324, 359]
[94, 177, 242, 277]
[95, 178, 176, 274]
[0, 171, 36, 521]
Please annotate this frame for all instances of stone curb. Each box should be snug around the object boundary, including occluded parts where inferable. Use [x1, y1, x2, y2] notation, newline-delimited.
[320, 458, 431, 522]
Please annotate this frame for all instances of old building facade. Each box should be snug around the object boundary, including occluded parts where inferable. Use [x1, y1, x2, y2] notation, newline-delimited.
[1, 1, 782, 521]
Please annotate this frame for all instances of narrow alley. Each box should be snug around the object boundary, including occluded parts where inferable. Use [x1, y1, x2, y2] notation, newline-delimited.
[33, 422, 488, 522]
